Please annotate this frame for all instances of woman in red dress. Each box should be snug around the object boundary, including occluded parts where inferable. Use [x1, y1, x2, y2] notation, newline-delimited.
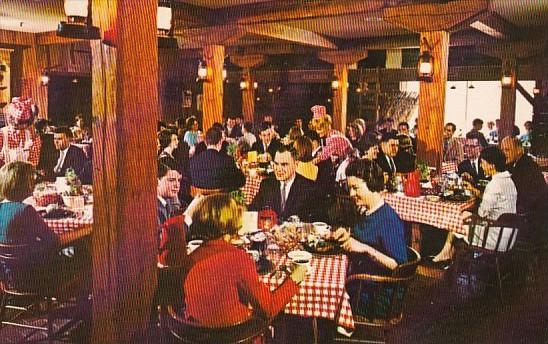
[182, 194, 306, 327]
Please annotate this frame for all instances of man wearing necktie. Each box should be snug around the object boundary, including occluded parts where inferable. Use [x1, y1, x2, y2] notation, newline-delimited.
[457, 142, 485, 185]
[50, 127, 88, 180]
[375, 134, 399, 175]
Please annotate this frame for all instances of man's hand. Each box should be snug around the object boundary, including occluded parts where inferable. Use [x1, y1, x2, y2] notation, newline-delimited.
[331, 227, 351, 243]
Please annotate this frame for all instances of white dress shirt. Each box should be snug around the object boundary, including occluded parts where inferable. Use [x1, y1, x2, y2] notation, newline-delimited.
[280, 175, 296, 204]
[54, 146, 70, 173]
[478, 171, 517, 221]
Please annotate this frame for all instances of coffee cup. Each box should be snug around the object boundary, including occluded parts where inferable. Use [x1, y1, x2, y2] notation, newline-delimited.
[287, 250, 312, 270]
[313, 222, 331, 237]
[187, 240, 203, 254]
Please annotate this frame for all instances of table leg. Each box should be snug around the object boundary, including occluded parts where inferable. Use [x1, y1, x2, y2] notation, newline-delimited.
[411, 223, 422, 252]
[312, 317, 319, 344]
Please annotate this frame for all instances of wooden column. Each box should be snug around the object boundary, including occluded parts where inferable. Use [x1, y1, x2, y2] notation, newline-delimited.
[231, 54, 265, 124]
[332, 64, 349, 132]
[21, 45, 48, 118]
[0, 50, 11, 106]
[318, 49, 368, 132]
[499, 58, 517, 139]
[91, 0, 158, 342]
[202, 45, 224, 131]
[416, 31, 450, 170]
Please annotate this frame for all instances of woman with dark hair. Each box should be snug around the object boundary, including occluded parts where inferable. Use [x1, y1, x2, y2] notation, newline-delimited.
[331, 159, 408, 275]
[182, 194, 306, 328]
[183, 117, 201, 148]
[158, 129, 179, 163]
[431, 146, 517, 264]
[361, 137, 379, 161]
[293, 136, 318, 181]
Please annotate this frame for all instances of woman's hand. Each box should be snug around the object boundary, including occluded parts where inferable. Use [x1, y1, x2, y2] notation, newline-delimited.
[289, 264, 307, 284]
[331, 227, 351, 243]
[341, 237, 369, 253]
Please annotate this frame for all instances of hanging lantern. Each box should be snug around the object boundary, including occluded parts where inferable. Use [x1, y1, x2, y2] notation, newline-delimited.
[40, 71, 50, 86]
[57, 0, 100, 39]
[158, 1, 177, 49]
[239, 78, 249, 90]
[501, 71, 514, 88]
[417, 50, 433, 82]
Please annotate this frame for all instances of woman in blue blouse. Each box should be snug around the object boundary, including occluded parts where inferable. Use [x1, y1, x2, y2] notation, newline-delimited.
[0, 161, 87, 290]
[332, 159, 408, 275]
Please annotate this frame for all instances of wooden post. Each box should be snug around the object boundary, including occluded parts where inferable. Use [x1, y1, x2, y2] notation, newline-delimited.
[241, 68, 255, 124]
[231, 54, 265, 125]
[91, 0, 158, 342]
[202, 45, 224, 131]
[332, 64, 349, 132]
[416, 31, 450, 170]
[499, 58, 517, 139]
[21, 45, 48, 118]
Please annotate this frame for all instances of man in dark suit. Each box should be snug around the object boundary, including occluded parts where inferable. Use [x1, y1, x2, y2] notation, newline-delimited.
[466, 118, 488, 148]
[224, 116, 242, 139]
[251, 121, 281, 158]
[457, 142, 486, 185]
[190, 125, 245, 191]
[157, 161, 182, 226]
[193, 123, 229, 157]
[50, 126, 88, 179]
[250, 145, 318, 222]
[375, 134, 399, 175]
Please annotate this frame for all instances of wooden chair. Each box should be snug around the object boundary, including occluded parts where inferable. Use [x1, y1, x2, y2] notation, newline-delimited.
[0, 242, 86, 342]
[511, 212, 547, 284]
[332, 247, 421, 344]
[190, 186, 225, 197]
[163, 305, 270, 344]
[452, 213, 522, 302]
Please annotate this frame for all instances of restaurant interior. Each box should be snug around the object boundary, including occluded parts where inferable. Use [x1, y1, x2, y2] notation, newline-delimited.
[0, 0, 547, 343]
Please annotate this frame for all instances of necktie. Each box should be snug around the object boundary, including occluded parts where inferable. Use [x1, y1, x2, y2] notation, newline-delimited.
[471, 160, 477, 175]
[388, 157, 395, 173]
[280, 182, 287, 212]
[54, 150, 65, 174]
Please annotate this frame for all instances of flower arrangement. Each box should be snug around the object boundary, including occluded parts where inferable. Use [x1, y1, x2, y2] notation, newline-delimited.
[416, 160, 430, 181]
[229, 189, 246, 206]
[64, 168, 84, 196]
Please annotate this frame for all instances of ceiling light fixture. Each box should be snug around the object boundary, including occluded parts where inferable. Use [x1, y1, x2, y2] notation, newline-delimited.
[57, 0, 100, 40]
[157, 0, 177, 49]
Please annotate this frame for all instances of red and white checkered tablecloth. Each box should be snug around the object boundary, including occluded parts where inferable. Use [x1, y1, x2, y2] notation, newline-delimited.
[535, 156, 548, 169]
[441, 161, 458, 174]
[260, 252, 354, 330]
[383, 193, 475, 235]
[43, 205, 93, 235]
[241, 175, 266, 205]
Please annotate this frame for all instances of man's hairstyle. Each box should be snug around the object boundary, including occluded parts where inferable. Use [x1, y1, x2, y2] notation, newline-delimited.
[445, 122, 456, 132]
[205, 126, 223, 146]
[158, 129, 176, 150]
[480, 146, 507, 172]
[380, 132, 397, 143]
[35, 119, 49, 134]
[259, 121, 271, 132]
[472, 118, 483, 126]
[305, 130, 320, 143]
[243, 121, 253, 132]
[512, 125, 520, 137]
[398, 122, 409, 129]
[158, 120, 167, 132]
[191, 193, 243, 240]
[210, 122, 224, 132]
[0, 161, 35, 202]
[275, 144, 298, 160]
[293, 136, 313, 162]
[363, 136, 379, 151]
[345, 159, 385, 192]
[54, 126, 73, 138]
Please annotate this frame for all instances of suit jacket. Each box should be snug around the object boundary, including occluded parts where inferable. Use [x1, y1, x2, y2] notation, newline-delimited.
[190, 148, 245, 190]
[249, 174, 317, 222]
[53, 145, 88, 179]
[458, 159, 486, 184]
[182, 239, 298, 327]
[394, 150, 416, 173]
[375, 151, 397, 174]
[251, 139, 282, 158]
[225, 125, 242, 139]
[443, 137, 464, 163]
[466, 129, 488, 148]
[194, 141, 228, 157]
[37, 133, 56, 174]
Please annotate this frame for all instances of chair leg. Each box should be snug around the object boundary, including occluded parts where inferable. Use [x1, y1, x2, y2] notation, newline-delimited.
[494, 257, 504, 303]
[46, 298, 54, 343]
[0, 292, 8, 323]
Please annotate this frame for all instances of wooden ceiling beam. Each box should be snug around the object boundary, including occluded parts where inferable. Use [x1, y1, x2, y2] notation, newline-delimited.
[244, 23, 337, 49]
[383, 0, 488, 32]
[217, 0, 386, 25]
[175, 24, 246, 49]
[476, 39, 547, 60]
[0, 29, 35, 47]
[318, 48, 368, 65]
[468, 12, 519, 39]
[172, 2, 215, 28]
[227, 43, 319, 57]
[36, 31, 86, 46]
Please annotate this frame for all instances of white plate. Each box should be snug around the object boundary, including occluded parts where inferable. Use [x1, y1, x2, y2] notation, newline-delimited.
[287, 250, 312, 261]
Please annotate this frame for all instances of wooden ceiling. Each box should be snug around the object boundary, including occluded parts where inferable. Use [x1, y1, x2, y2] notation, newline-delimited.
[0, 0, 546, 57]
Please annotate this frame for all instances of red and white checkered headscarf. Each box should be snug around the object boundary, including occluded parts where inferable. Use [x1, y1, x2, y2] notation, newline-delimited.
[3, 97, 36, 129]
[311, 105, 327, 120]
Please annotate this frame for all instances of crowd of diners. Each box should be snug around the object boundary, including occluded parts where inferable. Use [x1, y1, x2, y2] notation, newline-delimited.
[1, 95, 547, 339]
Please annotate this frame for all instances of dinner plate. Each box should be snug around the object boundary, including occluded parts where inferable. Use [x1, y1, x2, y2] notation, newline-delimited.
[303, 240, 341, 255]
[441, 193, 471, 202]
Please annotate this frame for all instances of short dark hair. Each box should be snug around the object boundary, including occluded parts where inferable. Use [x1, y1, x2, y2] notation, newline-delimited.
[293, 136, 313, 162]
[345, 159, 385, 192]
[363, 136, 379, 151]
[275, 144, 298, 161]
[479, 146, 507, 172]
[398, 122, 409, 129]
[380, 132, 397, 143]
[243, 121, 253, 132]
[512, 125, 520, 136]
[446, 122, 456, 132]
[158, 160, 178, 179]
[259, 121, 271, 132]
[185, 117, 198, 130]
[472, 118, 483, 126]
[305, 130, 320, 143]
[205, 126, 223, 146]
[158, 120, 167, 131]
[54, 126, 73, 138]
[158, 129, 176, 150]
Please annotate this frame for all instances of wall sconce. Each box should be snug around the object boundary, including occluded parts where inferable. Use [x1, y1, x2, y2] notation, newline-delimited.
[417, 37, 433, 82]
[253, 81, 258, 89]
[239, 78, 249, 90]
[533, 87, 541, 95]
[40, 71, 50, 86]
[197, 60, 209, 81]
[57, 0, 100, 39]
[158, 1, 177, 49]
[331, 79, 340, 90]
[501, 71, 514, 88]
[222, 67, 228, 81]
[267, 87, 274, 93]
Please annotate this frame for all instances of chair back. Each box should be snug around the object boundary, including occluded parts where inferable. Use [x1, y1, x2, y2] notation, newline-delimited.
[164, 305, 269, 344]
[0, 242, 35, 292]
[466, 213, 521, 252]
[342, 246, 420, 326]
